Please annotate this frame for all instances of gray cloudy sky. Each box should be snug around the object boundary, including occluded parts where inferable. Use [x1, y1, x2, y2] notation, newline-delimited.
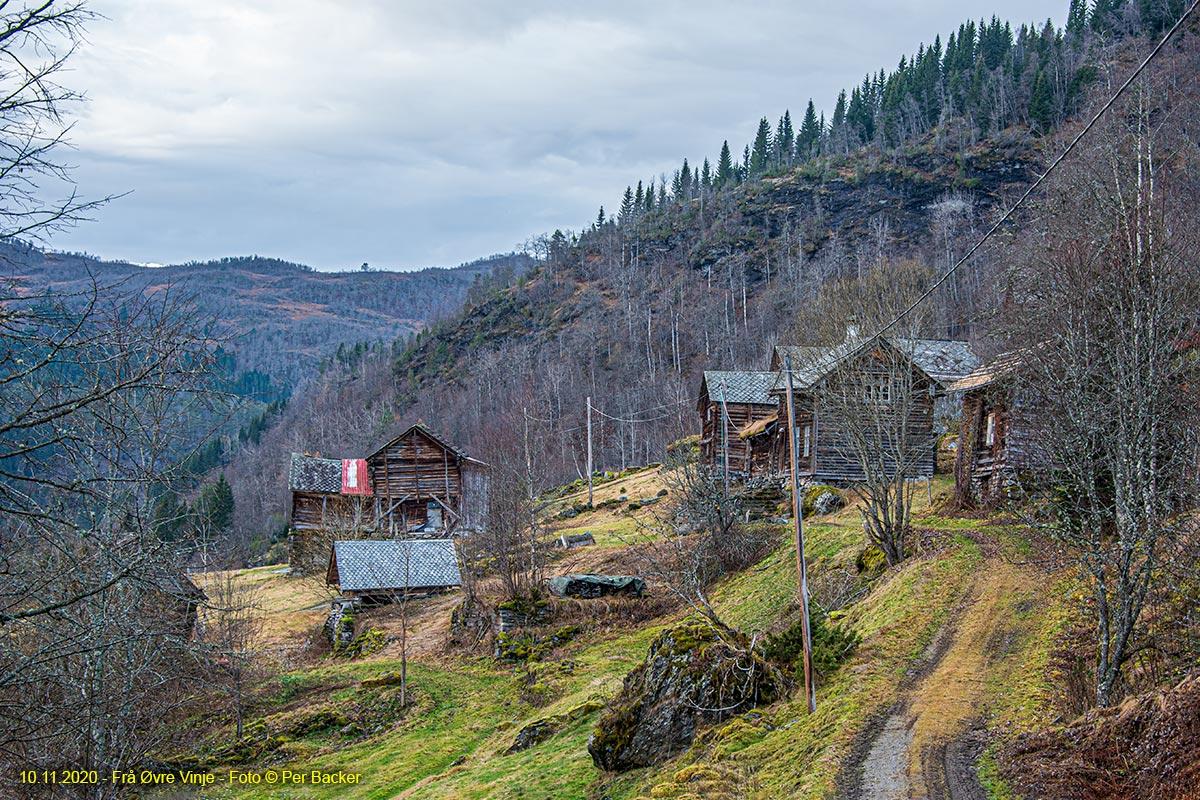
[55, 1, 1062, 271]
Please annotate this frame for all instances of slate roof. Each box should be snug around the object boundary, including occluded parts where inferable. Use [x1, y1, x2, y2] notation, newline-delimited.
[702, 371, 779, 406]
[771, 345, 829, 371]
[895, 338, 980, 384]
[289, 454, 343, 493]
[769, 336, 978, 393]
[328, 539, 462, 592]
[947, 351, 1025, 392]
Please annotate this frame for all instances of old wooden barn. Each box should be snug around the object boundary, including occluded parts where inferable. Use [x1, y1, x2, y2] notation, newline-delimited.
[287, 423, 488, 573]
[697, 371, 778, 476]
[949, 353, 1042, 508]
[741, 336, 977, 484]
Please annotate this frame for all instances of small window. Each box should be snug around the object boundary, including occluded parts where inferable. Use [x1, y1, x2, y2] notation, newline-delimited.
[984, 412, 996, 447]
[864, 375, 892, 404]
[802, 425, 812, 457]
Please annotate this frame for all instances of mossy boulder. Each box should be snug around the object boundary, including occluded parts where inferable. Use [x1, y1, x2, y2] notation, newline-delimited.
[587, 619, 788, 772]
[856, 545, 887, 579]
[802, 484, 843, 516]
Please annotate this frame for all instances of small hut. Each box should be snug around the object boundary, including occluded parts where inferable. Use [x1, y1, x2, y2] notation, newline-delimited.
[326, 539, 461, 602]
[287, 423, 488, 573]
[697, 371, 778, 477]
[949, 353, 1041, 507]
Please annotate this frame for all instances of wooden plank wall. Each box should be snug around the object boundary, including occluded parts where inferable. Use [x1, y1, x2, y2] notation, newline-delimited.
[368, 428, 463, 502]
[701, 400, 775, 475]
[773, 355, 938, 485]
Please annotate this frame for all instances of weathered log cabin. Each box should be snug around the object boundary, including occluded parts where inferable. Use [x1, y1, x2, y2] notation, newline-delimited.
[754, 336, 976, 484]
[287, 424, 488, 573]
[697, 371, 778, 476]
[365, 424, 489, 536]
[950, 353, 1042, 508]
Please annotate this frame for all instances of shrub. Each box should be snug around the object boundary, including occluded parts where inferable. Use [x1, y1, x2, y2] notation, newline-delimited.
[763, 612, 861, 679]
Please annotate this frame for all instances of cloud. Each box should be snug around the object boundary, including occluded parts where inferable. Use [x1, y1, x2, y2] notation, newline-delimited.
[54, 0, 1061, 270]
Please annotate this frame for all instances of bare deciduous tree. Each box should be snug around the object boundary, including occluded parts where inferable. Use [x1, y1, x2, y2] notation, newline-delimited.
[1004, 73, 1200, 707]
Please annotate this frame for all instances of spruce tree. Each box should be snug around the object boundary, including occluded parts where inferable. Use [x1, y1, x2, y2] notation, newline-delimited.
[700, 157, 712, 189]
[716, 140, 734, 185]
[775, 111, 795, 168]
[644, 182, 655, 211]
[634, 180, 644, 210]
[1029, 68, 1054, 131]
[198, 473, 234, 533]
[619, 185, 635, 223]
[749, 117, 772, 176]
[797, 100, 820, 161]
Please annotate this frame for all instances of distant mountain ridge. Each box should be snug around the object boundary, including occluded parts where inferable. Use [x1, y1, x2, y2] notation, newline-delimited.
[0, 244, 532, 389]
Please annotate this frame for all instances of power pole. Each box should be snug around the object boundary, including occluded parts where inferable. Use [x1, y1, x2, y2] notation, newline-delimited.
[784, 355, 815, 714]
[586, 396, 594, 507]
[720, 377, 730, 498]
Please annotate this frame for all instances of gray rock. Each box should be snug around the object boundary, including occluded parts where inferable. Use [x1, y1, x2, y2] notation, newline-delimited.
[587, 620, 788, 771]
[813, 491, 844, 516]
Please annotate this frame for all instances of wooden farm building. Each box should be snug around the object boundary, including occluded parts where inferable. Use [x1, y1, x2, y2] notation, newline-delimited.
[949, 353, 1042, 508]
[697, 371, 778, 476]
[326, 539, 461, 602]
[287, 424, 488, 573]
[737, 337, 978, 484]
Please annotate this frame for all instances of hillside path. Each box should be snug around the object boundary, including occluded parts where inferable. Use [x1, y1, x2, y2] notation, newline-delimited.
[846, 556, 1036, 800]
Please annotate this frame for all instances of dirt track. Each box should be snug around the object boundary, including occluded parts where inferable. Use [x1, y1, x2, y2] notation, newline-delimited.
[842, 555, 1036, 800]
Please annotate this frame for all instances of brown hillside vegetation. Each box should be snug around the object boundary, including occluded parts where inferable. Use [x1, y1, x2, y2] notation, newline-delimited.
[1006, 675, 1200, 800]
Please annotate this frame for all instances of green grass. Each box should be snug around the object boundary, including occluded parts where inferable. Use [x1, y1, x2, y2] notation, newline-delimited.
[182, 488, 1071, 800]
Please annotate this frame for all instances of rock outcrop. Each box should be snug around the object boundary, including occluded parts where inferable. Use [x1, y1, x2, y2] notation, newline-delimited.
[587, 619, 788, 772]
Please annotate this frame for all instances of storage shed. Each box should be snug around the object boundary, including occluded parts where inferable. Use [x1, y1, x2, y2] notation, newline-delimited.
[697, 371, 778, 477]
[326, 539, 462, 601]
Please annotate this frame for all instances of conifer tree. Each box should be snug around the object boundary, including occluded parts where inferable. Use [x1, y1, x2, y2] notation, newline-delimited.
[775, 111, 794, 168]
[619, 185, 635, 223]
[596, 206, 606, 227]
[749, 117, 772, 176]
[700, 157, 712, 189]
[1066, 0, 1088, 34]
[796, 100, 820, 161]
[634, 180, 644, 210]
[644, 182, 655, 211]
[716, 140, 734, 185]
[741, 144, 751, 180]
[198, 473, 235, 534]
[1029, 68, 1054, 131]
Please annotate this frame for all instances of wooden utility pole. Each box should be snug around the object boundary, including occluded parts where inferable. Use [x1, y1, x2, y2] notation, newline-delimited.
[586, 396, 594, 507]
[720, 377, 730, 498]
[784, 355, 816, 714]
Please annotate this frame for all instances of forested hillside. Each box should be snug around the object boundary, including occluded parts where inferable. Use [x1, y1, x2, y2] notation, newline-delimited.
[222, 2, 1193, 556]
[0, 244, 532, 389]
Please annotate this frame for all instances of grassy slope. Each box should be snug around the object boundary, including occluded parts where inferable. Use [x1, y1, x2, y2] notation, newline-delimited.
[183, 474, 1072, 800]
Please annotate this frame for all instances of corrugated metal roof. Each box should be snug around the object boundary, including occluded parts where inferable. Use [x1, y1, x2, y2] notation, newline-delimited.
[329, 539, 461, 592]
[289, 453, 343, 493]
[703, 371, 779, 405]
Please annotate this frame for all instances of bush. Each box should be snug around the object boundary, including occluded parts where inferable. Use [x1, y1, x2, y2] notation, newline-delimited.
[763, 612, 861, 678]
